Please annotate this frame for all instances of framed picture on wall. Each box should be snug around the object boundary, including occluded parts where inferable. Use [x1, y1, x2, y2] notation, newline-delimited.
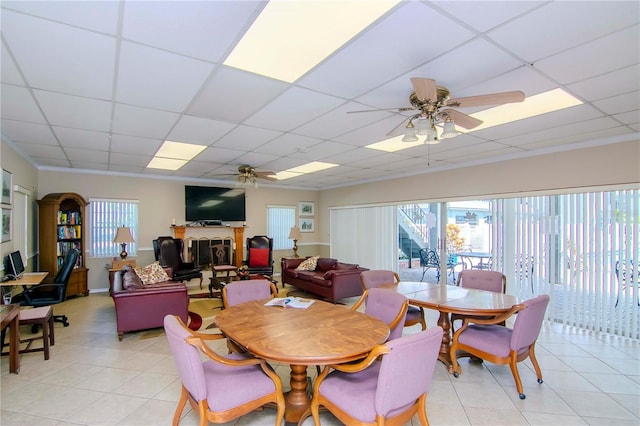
[300, 218, 315, 233]
[298, 201, 314, 217]
[2, 169, 12, 205]
[1, 208, 11, 242]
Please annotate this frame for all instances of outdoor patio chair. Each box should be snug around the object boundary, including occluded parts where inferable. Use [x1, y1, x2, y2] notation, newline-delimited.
[419, 248, 462, 282]
[615, 260, 639, 306]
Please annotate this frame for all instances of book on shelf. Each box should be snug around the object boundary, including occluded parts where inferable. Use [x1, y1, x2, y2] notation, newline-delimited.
[264, 297, 315, 309]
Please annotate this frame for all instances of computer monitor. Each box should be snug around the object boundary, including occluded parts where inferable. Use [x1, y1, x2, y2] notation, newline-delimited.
[7, 250, 25, 279]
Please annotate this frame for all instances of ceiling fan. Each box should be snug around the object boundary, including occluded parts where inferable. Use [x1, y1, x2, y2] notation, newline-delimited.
[227, 165, 277, 187]
[351, 77, 525, 143]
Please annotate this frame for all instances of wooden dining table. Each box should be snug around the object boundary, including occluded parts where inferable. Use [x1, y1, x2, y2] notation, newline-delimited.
[0, 304, 20, 373]
[384, 281, 520, 373]
[215, 299, 389, 424]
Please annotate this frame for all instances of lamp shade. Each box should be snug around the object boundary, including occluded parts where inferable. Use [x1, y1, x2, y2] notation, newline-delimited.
[113, 226, 135, 244]
[288, 226, 302, 240]
[440, 118, 459, 139]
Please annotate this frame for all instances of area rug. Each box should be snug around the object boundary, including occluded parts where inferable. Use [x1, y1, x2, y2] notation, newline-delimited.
[188, 298, 223, 331]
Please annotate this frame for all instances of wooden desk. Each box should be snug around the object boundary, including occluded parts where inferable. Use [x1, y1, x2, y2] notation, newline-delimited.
[0, 304, 20, 373]
[1, 272, 48, 288]
[388, 281, 520, 372]
[215, 299, 389, 424]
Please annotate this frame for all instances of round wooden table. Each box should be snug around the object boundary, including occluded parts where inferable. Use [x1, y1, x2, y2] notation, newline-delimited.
[387, 281, 521, 372]
[215, 299, 389, 424]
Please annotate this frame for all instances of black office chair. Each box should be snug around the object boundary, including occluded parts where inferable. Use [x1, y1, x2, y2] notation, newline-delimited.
[11, 248, 79, 327]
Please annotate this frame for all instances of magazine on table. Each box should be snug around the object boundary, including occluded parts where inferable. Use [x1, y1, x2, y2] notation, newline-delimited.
[264, 297, 315, 309]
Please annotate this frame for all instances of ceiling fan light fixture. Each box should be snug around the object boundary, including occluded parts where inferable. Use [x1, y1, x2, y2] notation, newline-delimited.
[415, 118, 430, 135]
[440, 118, 459, 139]
[423, 126, 440, 145]
[401, 120, 418, 142]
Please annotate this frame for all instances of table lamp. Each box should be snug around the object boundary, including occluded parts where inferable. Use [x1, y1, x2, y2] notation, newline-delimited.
[113, 226, 135, 259]
[288, 226, 302, 258]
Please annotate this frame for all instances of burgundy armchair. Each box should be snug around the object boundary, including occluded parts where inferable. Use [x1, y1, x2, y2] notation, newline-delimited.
[244, 235, 274, 277]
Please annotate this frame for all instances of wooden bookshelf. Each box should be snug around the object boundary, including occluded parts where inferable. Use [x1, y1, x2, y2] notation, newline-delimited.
[37, 192, 89, 297]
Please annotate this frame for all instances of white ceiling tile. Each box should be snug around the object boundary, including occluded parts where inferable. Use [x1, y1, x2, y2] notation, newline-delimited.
[112, 104, 180, 139]
[66, 148, 109, 163]
[122, 1, 262, 62]
[613, 111, 640, 126]
[230, 151, 281, 168]
[2, 0, 120, 34]
[167, 115, 236, 145]
[298, 1, 475, 98]
[213, 124, 282, 151]
[19, 143, 67, 159]
[110, 134, 162, 155]
[191, 146, 247, 164]
[534, 25, 640, 85]
[568, 65, 640, 102]
[1, 119, 56, 144]
[592, 91, 640, 115]
[244, 86, 345, 131]
[116, 42, 214, 112]
[34, 90, 112, 131]
[188, 66, 289, 123]
[29, 156, 70, 168]
[0, 84, 46, 123]
[255, 133, 323, 157]
[1, 44, 24, 85]
[487, 1, 640, 61]
[294, 141, 356, 160]
[432, 1, 543, 33]
[53, 127, 110, 150]
[1, 10, 116, 99]
[109, 152, 152, 167]
[71, 161, 109, 171]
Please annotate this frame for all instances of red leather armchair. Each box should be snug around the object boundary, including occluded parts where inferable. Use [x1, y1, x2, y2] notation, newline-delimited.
[244, 235, 274, 277]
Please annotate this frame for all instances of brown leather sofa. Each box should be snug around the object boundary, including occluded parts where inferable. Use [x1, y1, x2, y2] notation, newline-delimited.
[281, 257, 369, 302]
[111, 266, 189, 341]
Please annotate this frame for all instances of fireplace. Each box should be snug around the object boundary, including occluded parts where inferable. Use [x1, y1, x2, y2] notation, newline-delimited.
[188, 238, 234, 269]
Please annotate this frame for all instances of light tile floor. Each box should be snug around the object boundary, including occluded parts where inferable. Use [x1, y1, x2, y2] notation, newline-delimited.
[1, 284, 639, 426]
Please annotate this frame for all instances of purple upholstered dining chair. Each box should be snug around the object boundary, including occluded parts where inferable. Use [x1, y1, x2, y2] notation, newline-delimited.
[222, 279, 278, 309]
[360, 270, 427, 331]
[311, 326, 443, 425]
[450, 294, 550, 400]
[163, 315, 285, 425]
[451, 269, 507, 332]
[351, 287, 409, 341]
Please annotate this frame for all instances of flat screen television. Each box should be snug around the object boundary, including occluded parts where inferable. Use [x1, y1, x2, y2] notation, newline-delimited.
[7, 250, 25, 279]
[185, 186, 246, 222]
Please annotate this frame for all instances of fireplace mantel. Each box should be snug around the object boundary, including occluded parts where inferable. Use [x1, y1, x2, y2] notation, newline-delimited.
[171, 225, 245, 268]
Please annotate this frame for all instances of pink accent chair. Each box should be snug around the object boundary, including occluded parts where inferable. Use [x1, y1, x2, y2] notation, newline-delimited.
[351, 288, 408, 341]
[311, 326, 443, 425]
[222, 279, 278, 309]
[163, 315, 285, 425]
[451, 269, 506, 333]
[450, 294, 550, 399]
[360, 270, 427, 331]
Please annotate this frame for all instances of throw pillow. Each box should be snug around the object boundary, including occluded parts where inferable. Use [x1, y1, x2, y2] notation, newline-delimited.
[134, 262, 171, 285]
[295, 256, 319, 271]
[122, 265, 144, 290]
[249, 248, 270, 267]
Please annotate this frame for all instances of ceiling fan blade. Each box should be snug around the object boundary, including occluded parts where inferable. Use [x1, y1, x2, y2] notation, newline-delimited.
[386, 116, 411, 137]
[447, 90, 525, 108]
[438, 109, 483, 130]
[255, 171, 277, 181]
[347, 106, 416, 114]
[410, 77, 437, 102]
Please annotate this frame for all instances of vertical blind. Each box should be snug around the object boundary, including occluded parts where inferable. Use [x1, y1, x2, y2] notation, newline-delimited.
[330, 205, 396, 269]
[90, 198, 139, 257]
[267, 205, 295, 250]
[493, 190, 639, 339]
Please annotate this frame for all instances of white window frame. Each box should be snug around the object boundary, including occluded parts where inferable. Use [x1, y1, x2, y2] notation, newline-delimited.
[267, 205, 295, 250]
[89, 198, 139, 258]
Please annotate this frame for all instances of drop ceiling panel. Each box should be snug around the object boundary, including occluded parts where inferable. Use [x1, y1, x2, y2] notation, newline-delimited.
[112, 104, 180, 139]
[110, 134, 161, 155]
[534, 26, 640, 85]
[487, 1, 640, 62]
[297, 2, 476, 99]
[167, 115, 236, 145]
[432, 1, 544, 33]
[122, 1, 263, 62]
[66, 148, 109, 163]
[116, 42, 214, 112]
[52, 127, 110, 150]
[0, 84, 46, 123]
[188, 66, 289, 123]
[191, 146, 248, 164]
[568, 65, 640, 102]
[19, 143, 67, 160]
[294, 102, 393, 140]
[109, 152, 152, 167]
[213, 125, 282, 151]
[244, 86, 345, 131]
[255, 133, 323, 157]
[2, 0, 120, 34]
[592, 91, 640, 115]
[1, 46, 24, 85]
[1, 10, 116, 99]
[1, 120, 57, 145]
[34, 90, 112, 131]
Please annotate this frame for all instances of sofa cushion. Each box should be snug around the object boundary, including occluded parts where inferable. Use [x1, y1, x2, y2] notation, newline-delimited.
[134, 262, 171, 285]
[295, 270, 317, 281]
[122, 266, 144, 289]
[316, 258, 337, 272]
[249, 248, 270, 267]
[296, 256, 319, 271]
[336, 262, 359, 270]
[311, 275, 333, 288]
